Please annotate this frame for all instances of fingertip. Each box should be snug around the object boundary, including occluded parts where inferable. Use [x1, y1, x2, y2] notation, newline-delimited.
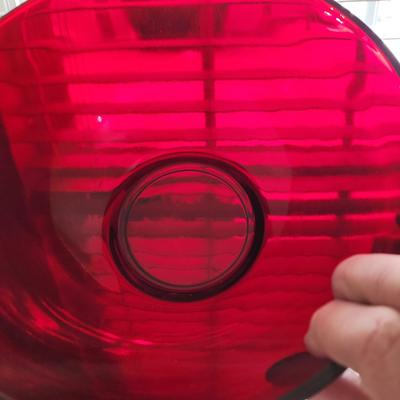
[331, 253, 400, 309]
[304, 300, 354, 364]
[331, 255, 367, 299]
[304, 331, 316, 354]
[304, 319, 326, 358]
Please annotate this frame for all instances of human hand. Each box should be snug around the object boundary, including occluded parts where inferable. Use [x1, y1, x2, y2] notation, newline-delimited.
[305, 254, 400, 400]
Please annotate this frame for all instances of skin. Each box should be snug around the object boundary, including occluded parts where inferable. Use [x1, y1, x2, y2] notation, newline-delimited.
[305, 254, 400, 400]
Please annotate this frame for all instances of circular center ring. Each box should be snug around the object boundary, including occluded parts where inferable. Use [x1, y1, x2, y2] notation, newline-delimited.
[105, 153, 265, 301]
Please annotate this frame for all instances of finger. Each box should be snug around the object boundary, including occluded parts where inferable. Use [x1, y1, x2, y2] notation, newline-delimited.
[332, 254, 400, 310]
[310, 369, 370, 400]
[305, 300, 400, 371]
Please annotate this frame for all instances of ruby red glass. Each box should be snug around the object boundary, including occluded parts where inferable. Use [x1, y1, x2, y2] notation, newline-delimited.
[1, 0, 400, 399]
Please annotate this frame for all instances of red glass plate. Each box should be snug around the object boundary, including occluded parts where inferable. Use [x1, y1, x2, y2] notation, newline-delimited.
[0, 0, 399, 399]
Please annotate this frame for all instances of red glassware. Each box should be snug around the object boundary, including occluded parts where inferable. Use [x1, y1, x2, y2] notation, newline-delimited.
[0, 0, 399, 399]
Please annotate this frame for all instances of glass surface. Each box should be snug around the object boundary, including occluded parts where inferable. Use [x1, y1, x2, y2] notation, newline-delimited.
[0, 0, 399, 399]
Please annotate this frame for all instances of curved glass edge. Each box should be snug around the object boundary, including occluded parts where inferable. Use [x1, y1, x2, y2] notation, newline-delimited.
[278, 362, 346, 400]
[0, 0, 38, 22]
[324, 0, 400, 77]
